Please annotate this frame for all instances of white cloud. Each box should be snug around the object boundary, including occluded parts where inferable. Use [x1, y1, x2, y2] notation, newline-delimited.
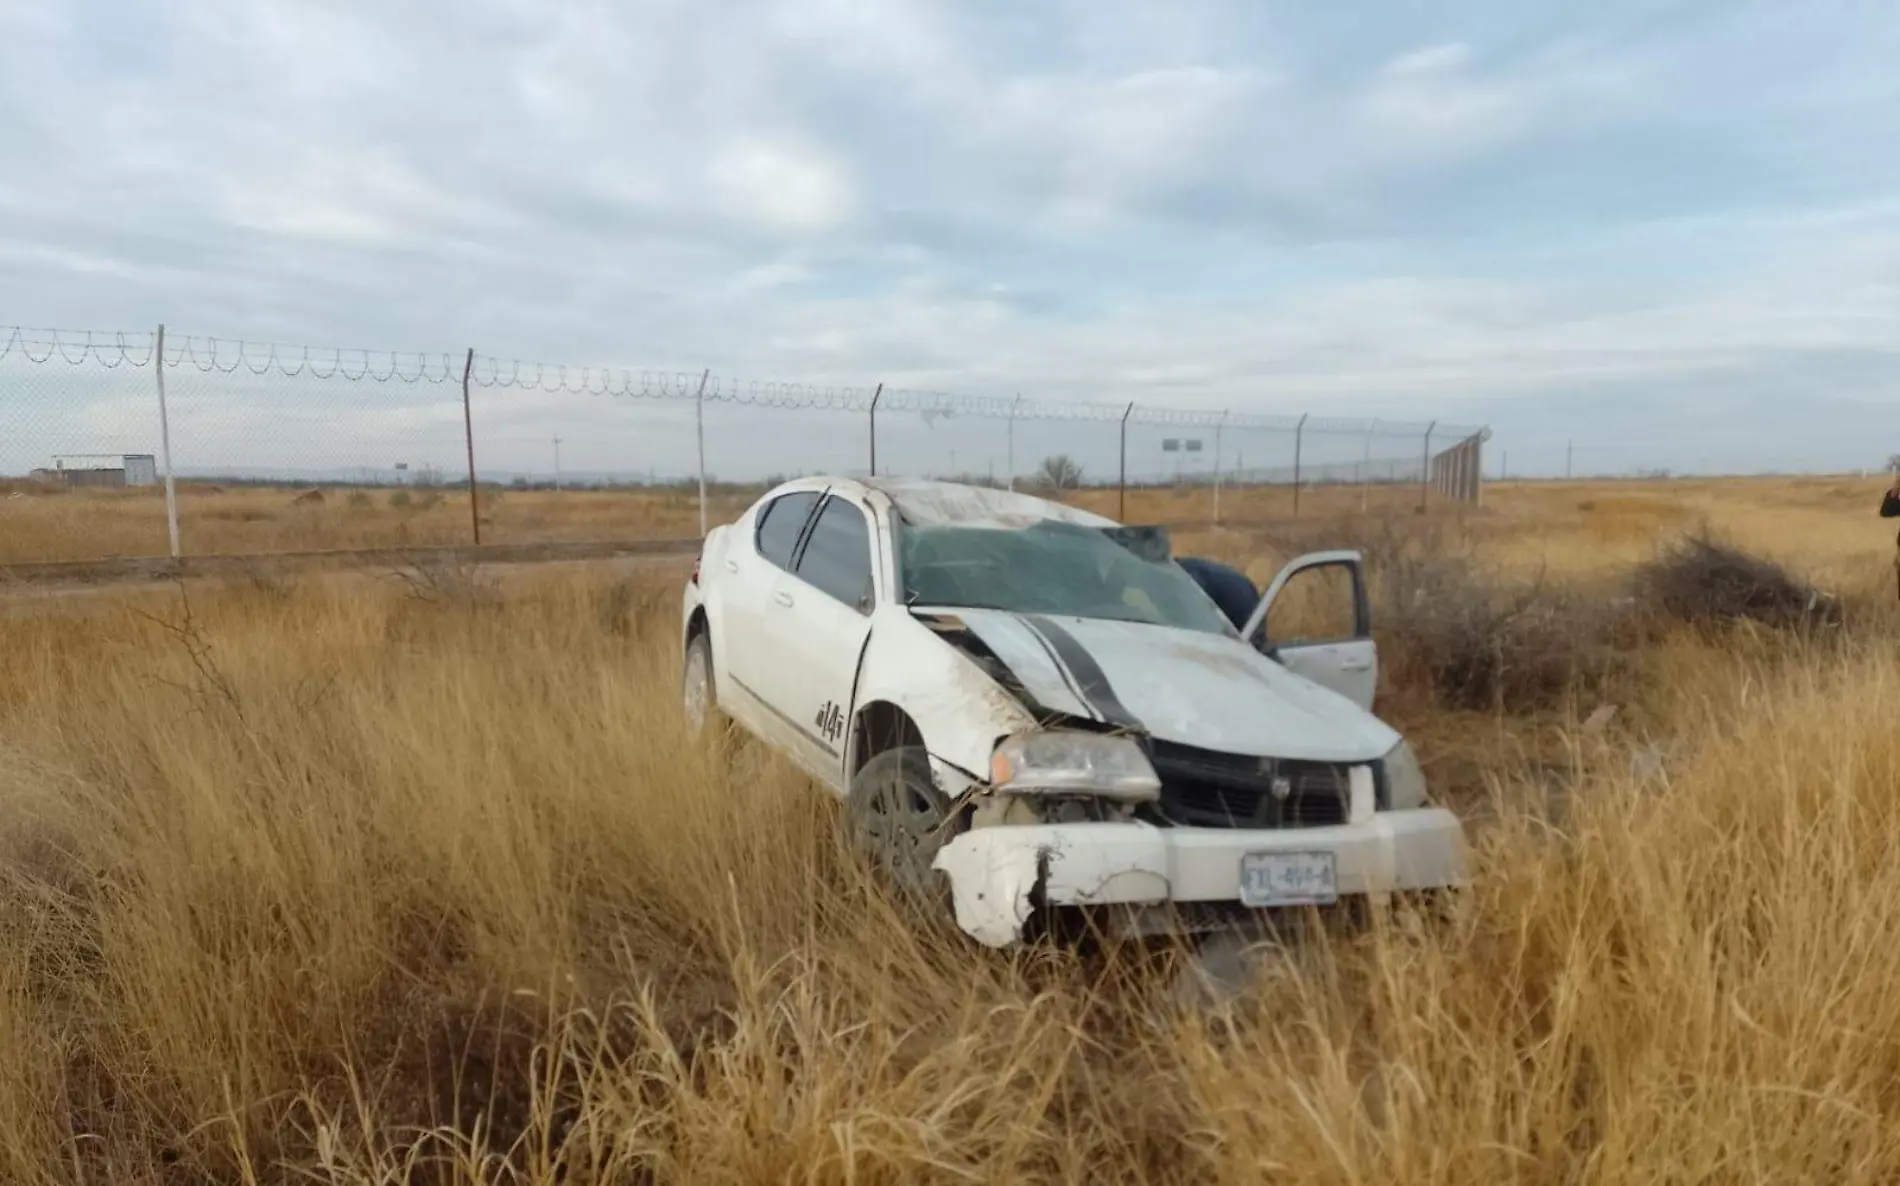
[1355, 41, 1532, 158]
[710, 137, 859, 234]
[0, 0, 1896, 479]
[989, 66, 1266, 221]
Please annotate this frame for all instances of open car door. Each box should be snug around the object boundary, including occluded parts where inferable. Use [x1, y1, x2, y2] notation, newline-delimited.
[1238, 549, 1377, 712]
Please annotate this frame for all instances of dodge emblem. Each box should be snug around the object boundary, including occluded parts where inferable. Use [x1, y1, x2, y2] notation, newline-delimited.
[1270, 774, 1294, 801]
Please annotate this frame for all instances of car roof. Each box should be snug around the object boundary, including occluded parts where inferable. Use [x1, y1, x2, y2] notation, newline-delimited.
[771, 475, 1119, 530]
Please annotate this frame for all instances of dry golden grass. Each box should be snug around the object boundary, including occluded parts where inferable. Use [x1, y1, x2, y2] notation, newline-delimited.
[2, 478, 1899, 1183]
[9, 473, 1888, 579]
[0, 484, 758, 564]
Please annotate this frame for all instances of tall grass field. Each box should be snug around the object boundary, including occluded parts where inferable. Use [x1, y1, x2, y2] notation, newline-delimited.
[2, 475, 1898, 1183]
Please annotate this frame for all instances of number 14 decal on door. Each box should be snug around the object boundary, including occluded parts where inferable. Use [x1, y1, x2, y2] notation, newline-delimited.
[814, 700, 846, 746]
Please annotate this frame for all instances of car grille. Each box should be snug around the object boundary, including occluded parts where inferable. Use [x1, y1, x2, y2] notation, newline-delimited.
[1148, 740, 1354, 829]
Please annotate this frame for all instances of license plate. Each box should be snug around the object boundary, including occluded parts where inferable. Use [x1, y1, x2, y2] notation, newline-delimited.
[1239, 851, 1338, 908]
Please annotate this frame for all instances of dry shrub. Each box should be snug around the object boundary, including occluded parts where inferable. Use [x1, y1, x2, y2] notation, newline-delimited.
[1379, 554, 1630, 714]
[592, 573, 673, 639]
[388, 553, 499, 610]
[1632, 526, 1843, 632]
[1253, 515, 1632, 714]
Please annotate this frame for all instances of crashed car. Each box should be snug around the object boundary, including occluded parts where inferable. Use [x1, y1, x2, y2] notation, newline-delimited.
[679, 475, 1467, 946]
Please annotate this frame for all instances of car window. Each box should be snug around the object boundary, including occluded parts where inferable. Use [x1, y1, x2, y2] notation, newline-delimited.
[897, 519, 1233, 636]
[1263, 562, 1360, 646]
[755, 491, 822, 571]
[794, 497, 874, 610]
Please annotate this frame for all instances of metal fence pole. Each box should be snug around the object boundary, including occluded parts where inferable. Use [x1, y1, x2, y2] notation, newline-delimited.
[1361, 417, 1376, 512]
[693, 367, 711, 537]
[1212, 410, 1228, 525]
[1006, 393, 1021, 492]
[1473, 434, 1486, 506]
[461, 348, 479, 545]
[1420, 421, 1436, 510]
[1291, 412, 1309, 516]
[1118, 402, 1135, 520]
[153, 324, 181, 559]
[868, 382, 884, 476]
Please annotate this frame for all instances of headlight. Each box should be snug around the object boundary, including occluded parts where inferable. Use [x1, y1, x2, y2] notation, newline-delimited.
[1382, 739, 1428, 810]
[989, 731, 1161, 802]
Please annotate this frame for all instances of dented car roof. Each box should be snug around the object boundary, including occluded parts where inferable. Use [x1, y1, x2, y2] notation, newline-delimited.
[859, 476, 1118, 530]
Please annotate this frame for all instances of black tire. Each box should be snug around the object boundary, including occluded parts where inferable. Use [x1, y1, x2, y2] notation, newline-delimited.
[846, 746, 957, 909]
[681, 630, 720, 737]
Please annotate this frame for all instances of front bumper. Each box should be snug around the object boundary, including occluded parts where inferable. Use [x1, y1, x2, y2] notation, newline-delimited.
[930, 808, 1469, 947]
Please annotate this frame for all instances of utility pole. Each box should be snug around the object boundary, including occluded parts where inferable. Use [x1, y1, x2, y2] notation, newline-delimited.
[1566, 439, 1574, 481]
[552, 434, 563, 491]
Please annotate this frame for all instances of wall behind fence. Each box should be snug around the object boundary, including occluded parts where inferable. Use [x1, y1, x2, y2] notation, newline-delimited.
[1, 326, 1489, 566]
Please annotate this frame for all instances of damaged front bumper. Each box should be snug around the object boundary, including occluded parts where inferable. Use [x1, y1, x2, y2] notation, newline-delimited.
[929, 809, 1469, 948]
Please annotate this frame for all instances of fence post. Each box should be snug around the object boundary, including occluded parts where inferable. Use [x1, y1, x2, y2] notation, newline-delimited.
[693, 368, 711, 538]
[460, 348, 479, 545]
[1212, 410, 1228, 525]
[1118, 402, 1135, 520]
[153, 324, 182, 559]
[1007, 393, 1021, 491]
[868, 383, 884, 477]
[1361, 417, 1376, 512]
[1419, 421, 1436, 511]
[1291, 412, 1309, 516]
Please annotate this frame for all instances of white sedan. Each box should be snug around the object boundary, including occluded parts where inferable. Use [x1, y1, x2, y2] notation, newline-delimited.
[679, 475, 1468, 946]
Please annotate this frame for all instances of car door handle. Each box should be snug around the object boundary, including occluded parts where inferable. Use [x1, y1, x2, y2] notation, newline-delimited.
[724, 560, 738, 573]
[1341, 658, 1372, 671]
[773, 590, 794, 607]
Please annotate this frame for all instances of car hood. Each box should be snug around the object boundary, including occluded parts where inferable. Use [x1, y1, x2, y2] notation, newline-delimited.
[915, 607, 1399, 764]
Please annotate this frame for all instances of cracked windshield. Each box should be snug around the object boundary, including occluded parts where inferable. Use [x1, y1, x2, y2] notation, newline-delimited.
[898, 519, 1234, 636]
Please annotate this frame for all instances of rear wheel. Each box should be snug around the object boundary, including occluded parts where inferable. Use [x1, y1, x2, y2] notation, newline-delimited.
[846, 746, 956, 908]
[681, 631, 718, 736]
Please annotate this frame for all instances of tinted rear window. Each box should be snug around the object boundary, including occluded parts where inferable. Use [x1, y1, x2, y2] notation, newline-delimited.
[795, 497, 874, 610]
[755, 491, 821, 569]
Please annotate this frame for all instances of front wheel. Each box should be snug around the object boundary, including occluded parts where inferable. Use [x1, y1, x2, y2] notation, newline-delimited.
[846, 746, 957, 909]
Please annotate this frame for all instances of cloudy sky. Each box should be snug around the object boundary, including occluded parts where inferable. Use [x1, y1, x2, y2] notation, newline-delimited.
[2, 0, 1897, 479]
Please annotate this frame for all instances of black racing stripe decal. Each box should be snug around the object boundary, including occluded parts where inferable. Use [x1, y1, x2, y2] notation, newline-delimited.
[728, 673, 839, 757]
[1018, 614, 1145, 732]
[1013, 617, 1093, 716]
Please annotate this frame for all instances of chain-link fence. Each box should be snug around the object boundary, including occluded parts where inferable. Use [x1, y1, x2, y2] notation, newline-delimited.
[1, 326, 1489, 567]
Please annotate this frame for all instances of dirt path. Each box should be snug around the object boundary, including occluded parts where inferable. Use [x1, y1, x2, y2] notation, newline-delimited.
[0, 545, 695, 607]
[0, 538, 699, 600]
